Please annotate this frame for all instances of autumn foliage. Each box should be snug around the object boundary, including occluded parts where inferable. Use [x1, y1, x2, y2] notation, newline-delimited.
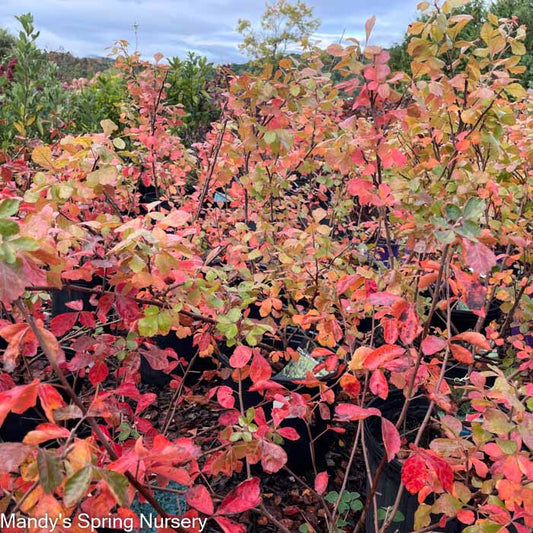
[0, 1, 532, 532]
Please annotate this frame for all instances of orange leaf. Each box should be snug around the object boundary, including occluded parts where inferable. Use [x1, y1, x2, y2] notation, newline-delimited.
[450, 343, 474, 364]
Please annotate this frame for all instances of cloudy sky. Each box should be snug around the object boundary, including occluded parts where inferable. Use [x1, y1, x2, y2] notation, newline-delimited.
[0, 0, 420, 63]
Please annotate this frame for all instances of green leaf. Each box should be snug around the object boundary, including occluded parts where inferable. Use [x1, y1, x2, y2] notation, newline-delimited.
[113, 138, 126, 150]
[10, 237, 39, 251]
[324, 490, 339, 503]
[37, 449, 63, 494]
[100, 469, 129, 507]
[435, 229, 455, 244]
[483, 409, 514, 434]
[64, 466, 93, 506]
[0, 219, 19, 237]
[264, 130, 277, 145]
[456, 220, 481, 239]
[0, 199, 20, 218]
[445, 204, 461, 221]
[138, 315, 158, 337]
[463, 198, 485, 221]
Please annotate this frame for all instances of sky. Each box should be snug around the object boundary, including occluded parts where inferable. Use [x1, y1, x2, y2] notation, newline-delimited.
[0, 0, 421, 64]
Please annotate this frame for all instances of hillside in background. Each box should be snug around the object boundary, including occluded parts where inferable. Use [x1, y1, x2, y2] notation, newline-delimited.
[47, 51, 114, 81]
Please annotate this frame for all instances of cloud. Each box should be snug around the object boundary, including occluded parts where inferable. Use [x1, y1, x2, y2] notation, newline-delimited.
[0, 0, 419, 63]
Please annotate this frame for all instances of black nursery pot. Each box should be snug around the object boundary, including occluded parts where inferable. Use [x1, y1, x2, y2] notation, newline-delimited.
[364, 391, 461, 533]
[430, 300, 501, 333]
[220, 330, 337, 475]
[51, 278, 102, 317]
[0, 370, 86, 442]
[140, 334, 218, 387]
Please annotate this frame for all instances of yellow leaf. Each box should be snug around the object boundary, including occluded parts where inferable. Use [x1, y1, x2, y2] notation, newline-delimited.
[31, 145, 54, 170]
[504, 83, 526, 100]
[100, 119, 118, 136]
[87, 166, 118, 187]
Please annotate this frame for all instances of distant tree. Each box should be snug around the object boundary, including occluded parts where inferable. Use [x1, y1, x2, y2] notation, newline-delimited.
[165, 52, 220, 144]
[236, 0, 320, 64]
[0, 28, 15, 61]
[0, 14, 64, 145]
[388, 0, 487, 75]
[387, 0, 531, 86]
[490, 0, 533, 87]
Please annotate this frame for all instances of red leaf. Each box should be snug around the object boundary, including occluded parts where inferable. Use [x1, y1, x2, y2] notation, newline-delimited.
[79, 311, 96, 329]
[456, 510, 475, 525]
[334, 403, 380, 422]
[250, 352, 271, 383]
[115, 295, 141, 321]
[364, 344, 405, 370]
[217, 477, 261, 515]
[421, 335, 447, 355]
[214, 517, 245, 533]
[402, 454, 429, 494]
[89, 361, 109, 386]
[277, 426, 300, 441]
[340, 374, 361, 397]
[50, 312, 78, 337]
[0, 379, 39, 426]
[261, 440, 287, 473]
[450, 332, 490, 350]
[450, 343, 474, 364]
[381, 418, 400, 462]
[382, 318, 399, 344]
[38, 384, 66, 423]
[217, 386, 235, 409]
[23, 423, 70, 445]
[369, 369, 389, 400]
[186, 485, 214, 515]
[314, 472, 328, 495]
[229, 346, 253, 369]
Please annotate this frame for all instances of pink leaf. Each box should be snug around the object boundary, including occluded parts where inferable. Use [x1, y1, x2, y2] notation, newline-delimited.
[217, 386, 235, 409]
[368, 292, 401, 306]
[229, 346, 253, 369]
[421, 335, 447, 356]
[381, 418, 400, 462]
[335, 404, 380, 422]
[314, 472, 328, 495]
[463, 240, 496, 276]
[277, 426, 300, 441]
[369, 369, 389, 400]
[261, 440, 287, 473]
[250, 352, 271, 383]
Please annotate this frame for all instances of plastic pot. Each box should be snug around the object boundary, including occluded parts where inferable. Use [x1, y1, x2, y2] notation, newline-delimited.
[51, 278, 102, 317]
[220, 329, 337, 474]
[140, 334, 218, 387]
[364, 391, 461, 533]
[510, 324, 533, 347]
[430, 300, 501, 333]
[0, 372, 86, 442]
